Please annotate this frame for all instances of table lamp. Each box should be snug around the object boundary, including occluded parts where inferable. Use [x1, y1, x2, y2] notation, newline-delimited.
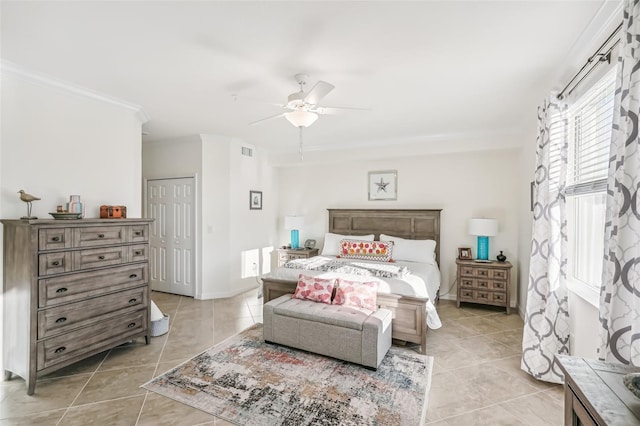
[284, 216, 305, 249]
[468, 218, 498, 261]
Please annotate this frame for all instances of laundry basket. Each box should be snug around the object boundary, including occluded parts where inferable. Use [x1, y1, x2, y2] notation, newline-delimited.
[150, 314, 170, 337]
[150, 300, 169, 337]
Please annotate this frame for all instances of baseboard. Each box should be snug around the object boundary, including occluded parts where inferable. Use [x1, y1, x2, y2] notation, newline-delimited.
[199, 284, 259, 300]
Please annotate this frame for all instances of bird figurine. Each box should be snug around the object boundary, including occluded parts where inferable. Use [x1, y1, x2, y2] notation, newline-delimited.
[18, 189, 40, 219]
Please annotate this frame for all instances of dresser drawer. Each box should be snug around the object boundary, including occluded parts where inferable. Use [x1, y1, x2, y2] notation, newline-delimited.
[72, 246, 126, 271]
[74, 226, 125, 247]
[37, 308, 147, 370]
[38, 228, 73, 251]
[39, 252, 73, 276]
[289, 253, 308, 260]
[490, 280, 507, 291]
[460, 278, 474, 288]
[128, 244, 148, 262]
[490, 269, 508, 279]
[39, 263, 148, 308]
[38, 286, 147, 339]
[460, 266, 475, 276]
[128, 226, 148, 243]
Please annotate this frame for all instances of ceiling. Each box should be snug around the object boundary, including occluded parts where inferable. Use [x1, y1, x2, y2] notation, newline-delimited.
[1, 1, 621, 160]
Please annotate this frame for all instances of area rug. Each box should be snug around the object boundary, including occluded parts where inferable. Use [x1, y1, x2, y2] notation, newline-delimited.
[143, 324, 432, 425]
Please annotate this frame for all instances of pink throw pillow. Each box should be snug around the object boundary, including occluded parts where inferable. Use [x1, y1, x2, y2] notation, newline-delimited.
[333, 279, 379, 311]
[293, 274, 336, 304]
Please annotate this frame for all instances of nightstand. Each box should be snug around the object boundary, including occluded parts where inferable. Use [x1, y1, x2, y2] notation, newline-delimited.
[276, 248, 319, 267]
[456, 259, 512, 314]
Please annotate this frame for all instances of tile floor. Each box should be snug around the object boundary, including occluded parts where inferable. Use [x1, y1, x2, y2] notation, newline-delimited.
[0, 289, 564, 425]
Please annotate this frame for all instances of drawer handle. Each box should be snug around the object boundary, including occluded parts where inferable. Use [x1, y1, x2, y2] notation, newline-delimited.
[129, 274, 137, 279]
[98, 255, 105, 260]
[98, 234, 105, 239]
[51, 236, 61, 242]
[129, 298, 137, 304]
[54, 347, 66, 354]
[55, 317, 67, 323]
[134, 231, 142, 236]
[127, 322, 136, 328]
[56, 287, 68, 293]
[51, 261, 61, 266]
[134, 250, 142, 256]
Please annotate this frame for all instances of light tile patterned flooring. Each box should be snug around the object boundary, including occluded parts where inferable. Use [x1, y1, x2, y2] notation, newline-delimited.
[0, 289, 564, 425]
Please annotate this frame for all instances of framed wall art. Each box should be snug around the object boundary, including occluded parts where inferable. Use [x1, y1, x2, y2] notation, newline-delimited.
[368, 170, 397, 201]
[250, 190, 262, 210]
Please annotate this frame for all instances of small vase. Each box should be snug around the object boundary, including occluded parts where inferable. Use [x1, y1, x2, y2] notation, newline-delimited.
[497, 251, 507, 262]
[67, 195, 84, 217]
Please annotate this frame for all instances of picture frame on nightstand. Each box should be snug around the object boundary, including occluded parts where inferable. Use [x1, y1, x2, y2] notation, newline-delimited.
[458, 247, 472, 260]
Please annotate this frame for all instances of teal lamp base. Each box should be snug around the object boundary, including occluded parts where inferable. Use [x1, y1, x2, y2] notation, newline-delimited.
[476, 236, 489, 260]
[290, 230, 300, 249]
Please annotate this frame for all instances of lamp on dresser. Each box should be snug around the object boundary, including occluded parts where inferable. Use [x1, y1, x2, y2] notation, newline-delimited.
[284, 215, 304, 249]
[468, 218, 498, 261]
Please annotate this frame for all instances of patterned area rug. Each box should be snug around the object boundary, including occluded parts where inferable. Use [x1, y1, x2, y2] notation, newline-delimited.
[143, 324, 432, 425]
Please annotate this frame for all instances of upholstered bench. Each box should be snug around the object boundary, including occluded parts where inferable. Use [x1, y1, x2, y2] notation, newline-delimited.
[263, 294, 392, 369]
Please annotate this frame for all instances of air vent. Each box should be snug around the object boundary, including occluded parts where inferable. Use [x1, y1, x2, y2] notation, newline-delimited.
[241, 146, 253, 157]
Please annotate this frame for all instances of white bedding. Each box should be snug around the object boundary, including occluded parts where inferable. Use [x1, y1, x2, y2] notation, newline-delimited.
[264, 255, 442, 329]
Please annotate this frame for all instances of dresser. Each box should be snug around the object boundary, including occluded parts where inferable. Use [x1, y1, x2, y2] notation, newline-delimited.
[276, 248, 319, 267]
[1, 218, 153, 395]
[456, 259, 512, 314]
[556, 355, 640, 426]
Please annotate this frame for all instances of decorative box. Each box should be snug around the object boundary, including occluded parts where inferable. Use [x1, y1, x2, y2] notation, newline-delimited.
[100, 205, 127, 219]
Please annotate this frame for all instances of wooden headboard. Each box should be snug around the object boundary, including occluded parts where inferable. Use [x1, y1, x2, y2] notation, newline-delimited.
[328, 209, 442, 265]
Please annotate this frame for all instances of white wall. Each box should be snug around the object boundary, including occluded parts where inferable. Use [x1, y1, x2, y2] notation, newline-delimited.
[143, 135, 278, 300]
[276, 148, 521, 306]
[1, 70, 144, 220]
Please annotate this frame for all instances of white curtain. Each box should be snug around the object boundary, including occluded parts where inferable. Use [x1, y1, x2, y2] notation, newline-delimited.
[521, 97, 570, 384]
[598, 0, 640, 366]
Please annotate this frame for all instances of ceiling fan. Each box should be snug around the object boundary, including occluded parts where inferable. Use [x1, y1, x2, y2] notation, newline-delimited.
[248, 73, 365, 159]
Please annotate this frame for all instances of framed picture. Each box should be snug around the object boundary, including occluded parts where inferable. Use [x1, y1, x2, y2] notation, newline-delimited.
[368, 170, 398, 201]
[249, 190, 262, 210]
[458, 247, 472, 260]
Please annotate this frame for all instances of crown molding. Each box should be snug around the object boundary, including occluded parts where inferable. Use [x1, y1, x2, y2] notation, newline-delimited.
[1, 60, 149, 123]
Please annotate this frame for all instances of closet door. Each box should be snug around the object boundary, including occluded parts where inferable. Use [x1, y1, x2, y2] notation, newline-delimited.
[147, 177, 195, 296]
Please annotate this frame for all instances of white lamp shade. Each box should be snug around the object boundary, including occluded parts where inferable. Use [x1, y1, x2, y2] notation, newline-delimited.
[284, 215, 305, 230]
[468, 218, 498, 236]
[285, 110, 318, 128]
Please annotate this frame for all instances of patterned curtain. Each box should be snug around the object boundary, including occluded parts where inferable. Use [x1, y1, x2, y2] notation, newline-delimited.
[521, 97, 570, 384]
[598, 0, 640, 366]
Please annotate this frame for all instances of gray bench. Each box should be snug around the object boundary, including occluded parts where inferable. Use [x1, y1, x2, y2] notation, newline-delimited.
[263, 294, 392, 369]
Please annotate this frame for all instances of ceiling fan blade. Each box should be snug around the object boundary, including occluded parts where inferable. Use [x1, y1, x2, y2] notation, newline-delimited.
[313, 106, 371, 115]
[303, 80, 335, 105]
[249, 112, 287, 126]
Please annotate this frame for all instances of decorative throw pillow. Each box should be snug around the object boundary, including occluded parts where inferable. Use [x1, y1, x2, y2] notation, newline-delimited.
[379, 234, 437, 264]
[333, 279, 379, 311]
[292, 274, 336, 304]
[338, 239, 394, 262]
[320, 233, 375, 256]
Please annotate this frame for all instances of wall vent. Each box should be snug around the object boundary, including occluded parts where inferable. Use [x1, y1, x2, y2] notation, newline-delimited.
[241, 146, 253, 157]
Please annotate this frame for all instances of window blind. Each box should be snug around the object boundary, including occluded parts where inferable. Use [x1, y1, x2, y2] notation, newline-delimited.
[566, 68, 616, 196]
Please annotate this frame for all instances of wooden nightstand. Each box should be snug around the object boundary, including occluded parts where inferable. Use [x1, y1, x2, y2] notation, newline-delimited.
[276, 247, 319, 267]
[456, 259, 512, 314]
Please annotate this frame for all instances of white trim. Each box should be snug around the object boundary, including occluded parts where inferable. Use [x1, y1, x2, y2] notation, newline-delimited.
[567, 279, 600, 309]
[1, 60, 149, 123]
[200, 284, 260, 300]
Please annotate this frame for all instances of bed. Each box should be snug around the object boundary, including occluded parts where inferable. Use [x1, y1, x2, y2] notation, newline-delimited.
[261, 208, 442, 355]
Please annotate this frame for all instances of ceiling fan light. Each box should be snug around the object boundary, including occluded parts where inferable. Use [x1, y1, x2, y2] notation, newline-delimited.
[285, 110, 318, 128]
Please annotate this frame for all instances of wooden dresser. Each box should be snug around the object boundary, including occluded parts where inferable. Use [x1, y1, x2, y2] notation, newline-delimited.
[456, 259, 512, 314]
[556, 355, 640, 425]
[276, 248, 319, 267]
[1, 218, 153, 395]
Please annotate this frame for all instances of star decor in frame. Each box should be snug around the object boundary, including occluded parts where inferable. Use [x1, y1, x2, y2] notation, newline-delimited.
[368, 170, 397, 201]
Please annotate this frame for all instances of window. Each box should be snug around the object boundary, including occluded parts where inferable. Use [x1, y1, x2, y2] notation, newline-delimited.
[565, 67, 616, 290]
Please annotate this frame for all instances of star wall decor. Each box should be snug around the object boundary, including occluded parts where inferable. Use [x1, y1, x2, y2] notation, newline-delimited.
[368, 171, 397, 201]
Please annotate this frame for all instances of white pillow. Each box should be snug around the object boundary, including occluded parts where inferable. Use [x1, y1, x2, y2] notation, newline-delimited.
[321, 233, 375, 256]
[379, 233, 437, 264]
